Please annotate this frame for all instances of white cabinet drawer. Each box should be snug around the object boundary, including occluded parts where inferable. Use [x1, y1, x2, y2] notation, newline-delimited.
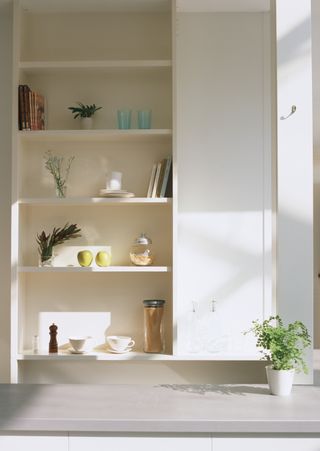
[214, 438, 320, 451]
[69, 434, 211, 451]
[0, 434, 68, 451]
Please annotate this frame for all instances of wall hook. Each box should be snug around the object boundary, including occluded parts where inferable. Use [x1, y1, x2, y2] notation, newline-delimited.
[280, 105, 296, 120]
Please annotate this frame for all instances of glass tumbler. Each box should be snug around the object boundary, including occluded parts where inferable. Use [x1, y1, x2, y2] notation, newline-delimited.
[138, 110, 152, 129]
[143, 299, 165, 353]
[117, 110, 132, 129]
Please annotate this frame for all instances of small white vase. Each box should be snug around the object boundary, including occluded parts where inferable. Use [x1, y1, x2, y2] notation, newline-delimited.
[266, 365, 295, 396]
[80, 117, 93, 130]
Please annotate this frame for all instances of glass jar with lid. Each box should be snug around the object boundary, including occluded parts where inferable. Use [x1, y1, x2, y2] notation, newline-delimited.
[143, 299, 165, 353]
[129, 233, 154, 266]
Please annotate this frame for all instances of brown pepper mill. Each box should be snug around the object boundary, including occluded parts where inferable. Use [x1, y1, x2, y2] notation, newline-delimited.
[49, 323, 58, 353]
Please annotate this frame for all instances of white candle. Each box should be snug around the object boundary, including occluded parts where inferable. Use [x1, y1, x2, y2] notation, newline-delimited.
[107, 171, 122, 190]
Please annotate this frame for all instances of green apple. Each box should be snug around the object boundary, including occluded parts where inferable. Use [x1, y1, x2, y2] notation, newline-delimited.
[77, 250, 93, 267]
[95, 251, 112, 267]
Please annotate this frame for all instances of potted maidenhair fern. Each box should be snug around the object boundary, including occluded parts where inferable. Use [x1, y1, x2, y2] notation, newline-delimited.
[245, 316, 311, 396]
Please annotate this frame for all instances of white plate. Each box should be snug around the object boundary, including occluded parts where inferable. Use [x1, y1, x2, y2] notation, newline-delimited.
[69, 349, 87, 354]
[100, 189, 129, 194]
[99, 192, 135, 198]
[107, 347, 133, 354]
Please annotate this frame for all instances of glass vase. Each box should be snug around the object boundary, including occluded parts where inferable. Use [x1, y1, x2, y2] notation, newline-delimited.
[55, 184, 67, 198]
[39, 253, 54, 267]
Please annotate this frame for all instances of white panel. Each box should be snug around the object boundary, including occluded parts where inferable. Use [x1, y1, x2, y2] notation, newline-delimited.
[20, 0, 170, 13]
[22, 273, 172, 354]
[276, 0, 313, 382]
[177, 0, 270, 13]
[38, 312, 110, 352]
[0, 435, 67, 451]
[175, 12, 271, 356]
[214, 438, 320, 451]
[69, 434, 211, 451]
[312, 0, 320, 349]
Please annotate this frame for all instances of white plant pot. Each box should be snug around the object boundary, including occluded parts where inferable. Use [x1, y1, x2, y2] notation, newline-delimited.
[80, 117, 93, 130]
[266, 366, 295, 396]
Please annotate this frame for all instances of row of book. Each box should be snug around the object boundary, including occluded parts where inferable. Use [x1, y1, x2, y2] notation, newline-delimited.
[147, 156, 172, 198]
[18, 84, 45, 131]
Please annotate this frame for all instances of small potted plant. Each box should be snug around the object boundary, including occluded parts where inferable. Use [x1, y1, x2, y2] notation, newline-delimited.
[68, 102, 102, 130]
[245, 316, 311, 396]
[37, 223, 81, 267]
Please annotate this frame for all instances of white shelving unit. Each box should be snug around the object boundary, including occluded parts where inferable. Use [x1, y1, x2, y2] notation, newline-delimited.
[11, 0, 314, 384]
[18, 198, 172, 206]
[11, 0, 174, 382]
[17, 351, 259, 361]
[19, 60, 172, 72]
[18, 266, 172, 273]
[18, 129, 172, 142]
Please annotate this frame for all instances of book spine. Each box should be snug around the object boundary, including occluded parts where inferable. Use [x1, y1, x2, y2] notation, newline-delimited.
[23, 85, 31, 131]
[36, 93, 45, 130]
[147, 163, 157, 197]
[30, 91, 35, 130]
[28, 89, 33, 131]
[18, 85, 24, 130]
[156, 159, 167, 197]
[164, 163, 173, 197]
[151, 162, 162, 198]
[159, 156, 172, 197]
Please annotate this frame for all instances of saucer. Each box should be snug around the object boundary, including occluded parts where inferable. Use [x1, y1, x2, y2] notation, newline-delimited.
[107, 347, 132, 354]
[100, 189, 128, 194]
[69, 349, 86, 354]
[99, 191, 135, 198]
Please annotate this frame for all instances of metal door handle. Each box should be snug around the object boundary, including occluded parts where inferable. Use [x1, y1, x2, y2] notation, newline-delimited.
[280, 105, 296, 120]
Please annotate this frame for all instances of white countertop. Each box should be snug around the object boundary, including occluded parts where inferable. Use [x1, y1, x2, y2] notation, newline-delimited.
[0, 384, 320, 433]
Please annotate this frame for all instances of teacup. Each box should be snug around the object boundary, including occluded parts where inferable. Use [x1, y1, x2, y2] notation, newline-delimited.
[69, 336, 92, 353]
[106, 335, 135, 352]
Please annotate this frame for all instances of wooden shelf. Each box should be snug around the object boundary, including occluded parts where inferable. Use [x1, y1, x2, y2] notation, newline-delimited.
[17, 351, 260, 361]
[18, 266, 172, 273]
[18, 129, 172, 142]
[19, 59, 172, 73]
[18, 197, 172, 206]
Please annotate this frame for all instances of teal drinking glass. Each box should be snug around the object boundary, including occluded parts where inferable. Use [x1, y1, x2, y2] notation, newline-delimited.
[117, 110, 132, 129]
[138, 110, 152, 129]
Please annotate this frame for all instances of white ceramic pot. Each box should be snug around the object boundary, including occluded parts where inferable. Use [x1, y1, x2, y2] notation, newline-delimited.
[80, 117, 93, 130]
[266, 365, 295, 396]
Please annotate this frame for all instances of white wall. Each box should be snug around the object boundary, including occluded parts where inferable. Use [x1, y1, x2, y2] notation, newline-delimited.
[0, 1, 12, 383]
[312, 0, 320, 349]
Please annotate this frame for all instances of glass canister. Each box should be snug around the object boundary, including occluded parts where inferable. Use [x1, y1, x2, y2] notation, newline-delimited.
[143, 299, 165, 353]
[130, 233, 154, 266]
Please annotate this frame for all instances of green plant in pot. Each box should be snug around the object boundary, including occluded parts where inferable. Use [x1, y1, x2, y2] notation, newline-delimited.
[68, 102, 102, 130]
[37, 223, 81, 267]
[245, 316, 311, 396]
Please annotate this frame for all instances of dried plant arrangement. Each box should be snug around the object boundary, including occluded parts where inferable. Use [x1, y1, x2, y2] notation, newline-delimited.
[44, 150, 75, 198]
[37, 223, 81, 266]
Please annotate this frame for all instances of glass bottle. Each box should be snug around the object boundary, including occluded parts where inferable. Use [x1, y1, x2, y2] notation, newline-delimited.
[143, 299, 165, 353]
[186, 301, 202, 353]
[130, 233, 154, 266]
[32, 334, 39, 354]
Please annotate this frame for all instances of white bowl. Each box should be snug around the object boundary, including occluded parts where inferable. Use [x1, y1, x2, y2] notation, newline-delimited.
[69, 336, 92, 352]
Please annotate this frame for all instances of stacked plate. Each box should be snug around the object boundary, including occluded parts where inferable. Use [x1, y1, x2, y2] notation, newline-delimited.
[99, 189, 135, 198]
